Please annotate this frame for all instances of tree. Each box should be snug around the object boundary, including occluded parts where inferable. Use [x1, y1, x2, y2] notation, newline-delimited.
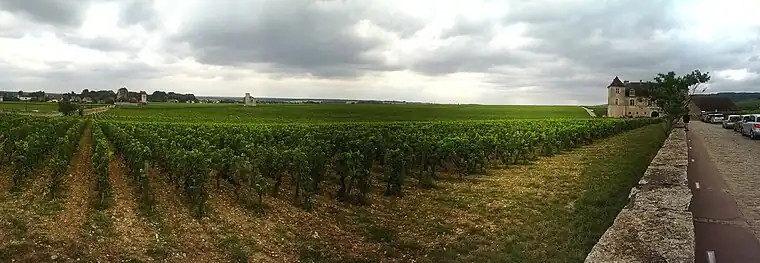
[29, 91, 46, 101]
[647, 70, 711, 129]
[149, 91, 167, 102]
[58, 98, 79, 116]
[116, 87, 128, 102]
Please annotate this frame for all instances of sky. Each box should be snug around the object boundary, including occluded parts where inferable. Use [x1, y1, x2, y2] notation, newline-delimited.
[1, 0, 759, 105]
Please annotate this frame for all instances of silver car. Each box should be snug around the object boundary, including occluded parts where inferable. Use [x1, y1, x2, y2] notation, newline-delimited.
[723, 115, 741, 129]
[710, 114, 725, 124]
[741, 114, 760, 139]
[735, 115, 752, 132]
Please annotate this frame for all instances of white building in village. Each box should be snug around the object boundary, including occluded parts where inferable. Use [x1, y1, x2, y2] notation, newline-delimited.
[244, 93, 257, 106]
[139, 91, 148, 104]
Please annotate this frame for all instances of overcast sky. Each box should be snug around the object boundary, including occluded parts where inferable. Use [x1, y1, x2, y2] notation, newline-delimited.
[1, 0, 759, 105]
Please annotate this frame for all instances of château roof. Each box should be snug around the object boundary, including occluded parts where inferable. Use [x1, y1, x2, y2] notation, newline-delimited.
[608, 76, 626, 87]
[608, 77, 655, 97]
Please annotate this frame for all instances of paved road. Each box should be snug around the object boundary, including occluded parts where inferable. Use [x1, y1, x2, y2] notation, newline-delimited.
[581, 106, 597, 117]
[688, 121, 760, 262]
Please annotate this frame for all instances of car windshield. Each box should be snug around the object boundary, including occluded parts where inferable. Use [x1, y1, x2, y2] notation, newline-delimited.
[730, 117, 741, 121]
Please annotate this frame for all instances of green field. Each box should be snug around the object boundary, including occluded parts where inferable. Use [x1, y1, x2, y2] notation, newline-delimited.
[0, 102, 107, 113]
[0, 102, 59, 113]
[103, 103, 592, 123]
[737, 99, 760, 112]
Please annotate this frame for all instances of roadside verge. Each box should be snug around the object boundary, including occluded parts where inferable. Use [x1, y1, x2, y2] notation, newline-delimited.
[585, 126, 693, 262]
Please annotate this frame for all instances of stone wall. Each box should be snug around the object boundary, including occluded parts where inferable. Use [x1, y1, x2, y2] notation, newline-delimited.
[585, 126, 693, 263]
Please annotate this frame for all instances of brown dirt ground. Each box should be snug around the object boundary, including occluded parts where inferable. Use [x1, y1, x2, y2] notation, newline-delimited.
[107, 154, 156, 261]
[147, 166, 229, 262]
[43, 125, 94, 241]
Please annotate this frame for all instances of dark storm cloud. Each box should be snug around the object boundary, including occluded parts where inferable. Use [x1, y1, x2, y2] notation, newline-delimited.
[174, 0, 407, 78]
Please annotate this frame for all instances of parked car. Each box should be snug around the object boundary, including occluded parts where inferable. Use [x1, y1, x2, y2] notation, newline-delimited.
[702, 113, 723, 123]
[723, 115, 742, 129]
[735, 114, 752, 132]
[710, 114, 725, 124]
[741, 114, 760, 139]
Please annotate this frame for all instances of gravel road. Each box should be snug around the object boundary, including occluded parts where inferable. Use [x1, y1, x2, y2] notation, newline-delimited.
[691, 121, 760, 239]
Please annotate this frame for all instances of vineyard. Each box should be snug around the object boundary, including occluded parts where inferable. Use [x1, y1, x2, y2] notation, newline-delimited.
[102, 103, 592, 123]
[0, 111, 666, 262]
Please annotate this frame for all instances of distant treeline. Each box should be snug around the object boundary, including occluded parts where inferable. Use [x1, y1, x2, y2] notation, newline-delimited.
[694, 92, 760, 103]
[1, 89, 197, 104]
[146, 91, 197, 103]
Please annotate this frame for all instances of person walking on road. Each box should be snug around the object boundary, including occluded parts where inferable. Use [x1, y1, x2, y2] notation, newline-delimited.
[683, 113, 690, 131]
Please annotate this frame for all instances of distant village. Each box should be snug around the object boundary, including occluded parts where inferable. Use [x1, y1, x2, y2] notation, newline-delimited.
[0, 88, 420, 105]
[0, 87, 198, 105]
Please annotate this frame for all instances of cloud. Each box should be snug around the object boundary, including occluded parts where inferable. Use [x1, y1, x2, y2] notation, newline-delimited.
[0, 0, 88, 26]
[173, 0, 407, 78]
[0, 0, 759, 105]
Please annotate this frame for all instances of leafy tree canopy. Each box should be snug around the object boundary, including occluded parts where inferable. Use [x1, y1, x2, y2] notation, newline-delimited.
[648, 70, 710, 124]
[58, 98, 80, 116]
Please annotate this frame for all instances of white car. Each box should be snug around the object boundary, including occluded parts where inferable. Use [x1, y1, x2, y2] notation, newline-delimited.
[741, 114, 760, 139]
[703, 113, 723, 123]
[710, 114, 724, 124]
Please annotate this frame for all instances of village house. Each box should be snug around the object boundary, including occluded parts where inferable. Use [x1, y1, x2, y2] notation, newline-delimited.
[139, 91, 148, 104]
[688, 96, 738, 116]
[606, 76, 660, 118]
[244, 93, 257, 106]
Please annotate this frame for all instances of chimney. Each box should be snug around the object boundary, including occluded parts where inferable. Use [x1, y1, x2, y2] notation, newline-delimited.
[624, 81, 629, 84]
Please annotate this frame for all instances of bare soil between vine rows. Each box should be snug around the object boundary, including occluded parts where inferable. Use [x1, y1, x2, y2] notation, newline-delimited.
[0, 124, 666, 262]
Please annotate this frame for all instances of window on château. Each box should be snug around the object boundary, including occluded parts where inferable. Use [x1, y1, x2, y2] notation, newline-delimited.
[615, 99, 619, 105]
[630, 89, 635, 96]
[615, 88, 620, 94]
[629, 99, 635, 106]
